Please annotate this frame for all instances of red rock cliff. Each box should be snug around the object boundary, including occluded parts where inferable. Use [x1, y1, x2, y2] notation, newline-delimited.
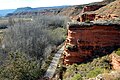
[81, 5, 104, 13]
[63, 22, 120, 65]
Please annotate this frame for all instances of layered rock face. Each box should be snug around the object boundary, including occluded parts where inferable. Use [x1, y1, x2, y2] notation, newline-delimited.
[81, 5, 104, 13]
[71, 0, 120, 22]
[70, 4, 104, 22]
[79, 13, 96, 22]
[95, 0, 120, 17]
[95, 14, 119, 21]
[63, 22, 120, 65]
[111, 53, 120, 70]
[73, 13, 119, 22]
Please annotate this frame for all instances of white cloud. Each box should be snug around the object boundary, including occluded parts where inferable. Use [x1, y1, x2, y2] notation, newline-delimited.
[0, 0, 103, 10]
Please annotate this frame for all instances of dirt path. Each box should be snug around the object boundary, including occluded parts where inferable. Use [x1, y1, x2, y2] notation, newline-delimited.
[44, 46, 64, 79]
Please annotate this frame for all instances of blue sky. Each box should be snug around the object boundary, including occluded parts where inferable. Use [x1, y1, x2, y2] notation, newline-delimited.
[0, 0, 103, 10]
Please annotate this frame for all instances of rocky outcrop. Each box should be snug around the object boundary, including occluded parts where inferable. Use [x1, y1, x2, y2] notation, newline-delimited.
[111, 53, 120, 70]
[95, 14, 119, 21]
[70, 4, 104, 22]
[81, 5, 104, 13]
[57, 6, 83, 16]
[79, 13, 96, 22]
[62, 0, 116, 18]
[70, 13, 119, 22]
[70, 13, 97, 22]
[70, 0, 120, 22]
[63, 21, 120, 65]
[94, 0, 120, 19]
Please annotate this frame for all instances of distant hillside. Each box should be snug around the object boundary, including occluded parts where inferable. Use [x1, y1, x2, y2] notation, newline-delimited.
[5, 0, 117, 17]
[102, 0, 116, 4]
[58, 0, 118, 16]
[57, 5, 83, 16]
[14, 6, 68, 13]
[14, 7, 33, 13]
[94, 0, 120, 17]
[0, 9, 15, 16]
[6, 6, 69, 17]
[50, 0, 116, 17]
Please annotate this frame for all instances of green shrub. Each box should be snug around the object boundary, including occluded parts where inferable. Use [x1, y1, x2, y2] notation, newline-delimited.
[85, 20, 90, 23]
[115, 48, 120, 56]
[51, 27, 67, 45]
[86, 68, 104, 78]
[71, 74, 83, 80]
[116, 51, 120, 56]
[0, 51, 43, 80]
[64, 64, 78, 79]
[63, 55, 111, 79]
[66, 44, 71, 49]
[117, 48, 120, 51]
[66, 64, 77, 73]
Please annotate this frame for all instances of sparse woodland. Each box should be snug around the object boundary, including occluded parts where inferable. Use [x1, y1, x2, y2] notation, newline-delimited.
[0, 15, 69, 80]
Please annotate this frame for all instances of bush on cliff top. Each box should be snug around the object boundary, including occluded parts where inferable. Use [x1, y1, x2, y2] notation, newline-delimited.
[115, 48, 120, 56]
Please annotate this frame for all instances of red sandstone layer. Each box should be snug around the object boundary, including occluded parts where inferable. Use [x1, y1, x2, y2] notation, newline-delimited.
[63, 22, 120, 65]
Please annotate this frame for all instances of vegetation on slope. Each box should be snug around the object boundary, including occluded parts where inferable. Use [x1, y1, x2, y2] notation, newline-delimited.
[0, 51, 43, 80]
[63, 48, 120, 80]
[63, 55, 111, 79]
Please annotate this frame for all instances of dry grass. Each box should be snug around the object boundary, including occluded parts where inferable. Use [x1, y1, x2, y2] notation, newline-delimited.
[95, 0, 120, 16]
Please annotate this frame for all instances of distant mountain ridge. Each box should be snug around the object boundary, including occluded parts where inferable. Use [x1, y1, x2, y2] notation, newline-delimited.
[14, 6, 69, 13]
[0, 5, 69, 17]
[1, 0, 117, 17]
[0, 9, 15, 16]
[5, 6, 70, 17]
[14, 7, 33, 13]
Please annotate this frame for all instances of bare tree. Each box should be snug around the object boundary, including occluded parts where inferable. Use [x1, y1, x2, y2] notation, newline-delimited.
[2, 15, 68, 62]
